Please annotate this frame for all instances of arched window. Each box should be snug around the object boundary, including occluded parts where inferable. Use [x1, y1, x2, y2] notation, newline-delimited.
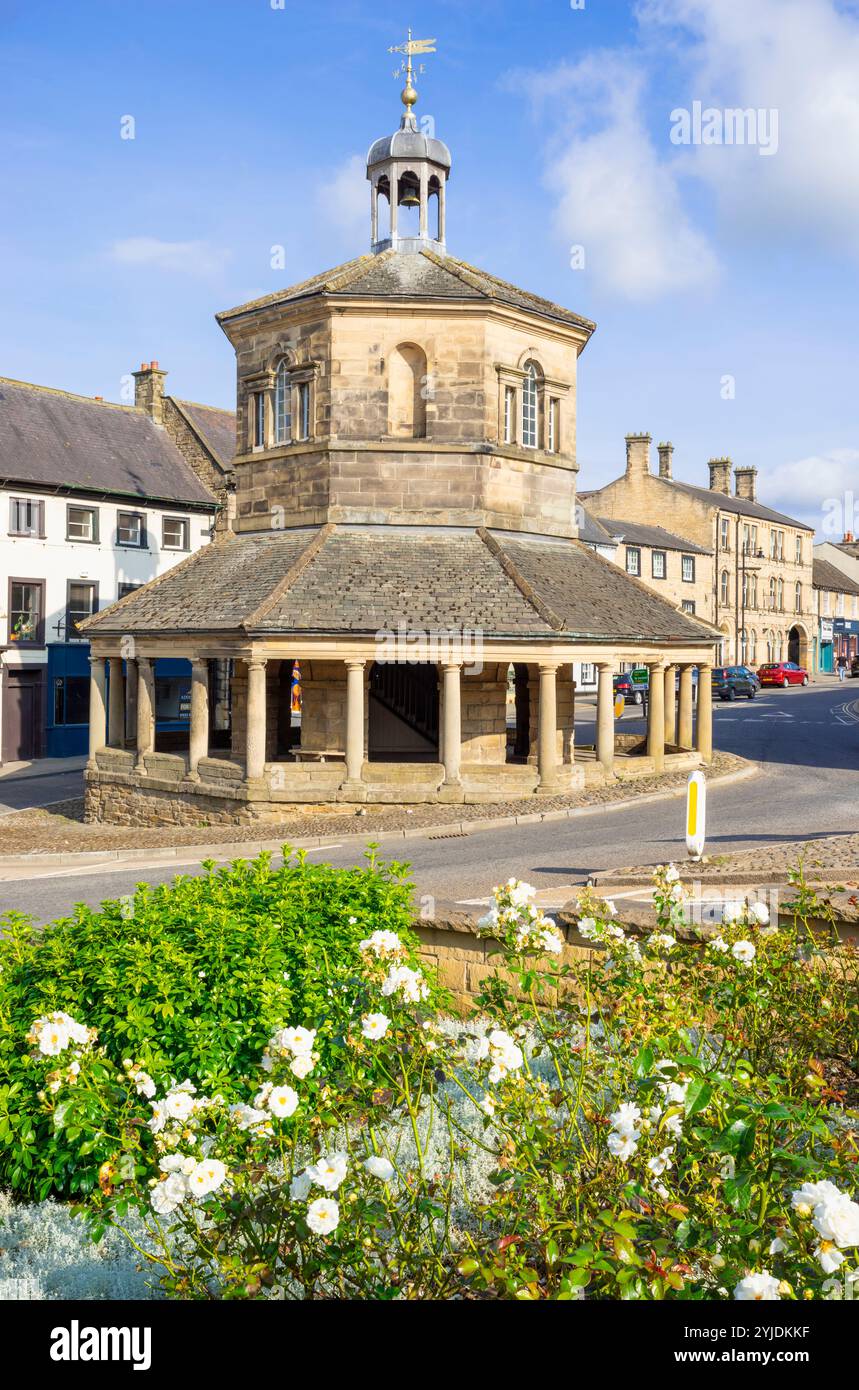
[720, 570, 730, 605]
[389, 343, 428, 439]
[275, 360, 292, 444]
[795, 581, 802, 612]
[769, 577, 777, 610]
[749, 629, 757, 663]
[522, 361, 539, 448]
[777, 578, 784, 611]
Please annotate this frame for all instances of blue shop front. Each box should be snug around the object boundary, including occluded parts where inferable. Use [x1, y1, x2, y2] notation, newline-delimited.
[46, 643, 191, 757]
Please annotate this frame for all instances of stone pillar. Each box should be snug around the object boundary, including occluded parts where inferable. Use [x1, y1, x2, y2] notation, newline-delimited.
[135, 658, 154, 771]
[370, 182, 378, 244]
[442, 663, 462, 786]
[87, 657, 107, 767]
[345, 659, 366, 784]
[125, 659, 139, 750]
[246, 658, 267, 781]
[696, 663, 713, 763]
[647, 661, 666, 772]
[187, 659, 210, 780]
[664, 664, 677, 745]
[419, 167, 429, 239]
[596, 662, 615, 774]
[107, 657, 125, 749]
[678, 665, 695, 749]
[537, 663, 559, 793]
[438, 180, 446, 242]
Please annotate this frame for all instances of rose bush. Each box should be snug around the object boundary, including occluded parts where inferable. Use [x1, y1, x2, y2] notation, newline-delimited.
[0, 849, 427, 1198]
[22, 861, 859, 1300]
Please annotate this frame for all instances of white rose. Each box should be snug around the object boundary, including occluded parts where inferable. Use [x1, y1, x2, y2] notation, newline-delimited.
[290, 1054, 315, 1080]
[267, 1085, 299, 1119]
[289, 1169, 312, 1202]
[151, 1172, 188, 1216]
[813, 1193, 859, 1249]
[188, 1159, 227, 1197]
[731, 940, 756, 967]
[306, 1151, 348, 1192]
[306, 1197, 339, 1235]
[361, 1012, 391, 1041]
[734, 1271, 781, 1301]
[363, 1155, 395, 1182]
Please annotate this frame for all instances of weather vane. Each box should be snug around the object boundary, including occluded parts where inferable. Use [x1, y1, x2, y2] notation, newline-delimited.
[388, 28, 437, 113]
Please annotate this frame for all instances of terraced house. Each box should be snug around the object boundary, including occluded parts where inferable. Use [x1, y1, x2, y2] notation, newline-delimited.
[0, 370, 233, 762]
[588, 439, 815, 671]
[81, 87, 720, 824]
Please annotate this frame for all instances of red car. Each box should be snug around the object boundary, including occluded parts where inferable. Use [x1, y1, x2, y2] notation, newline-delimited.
[757, 661, 809, 688]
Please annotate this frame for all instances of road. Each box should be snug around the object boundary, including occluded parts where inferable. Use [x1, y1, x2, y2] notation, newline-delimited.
[0, 765, 84, 814]
[1, 682, 857, 923]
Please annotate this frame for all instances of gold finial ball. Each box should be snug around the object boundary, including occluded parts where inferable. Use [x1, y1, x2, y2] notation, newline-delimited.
[401, 81, 418, 109]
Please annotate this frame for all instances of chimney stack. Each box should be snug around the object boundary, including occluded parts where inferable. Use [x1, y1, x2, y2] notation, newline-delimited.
[133, 360, 167, 421]
[625, 432, 652, 478]
[708, 457, 732, 495]
[657, 441, 674, 479]
[734, 465, 758, 504]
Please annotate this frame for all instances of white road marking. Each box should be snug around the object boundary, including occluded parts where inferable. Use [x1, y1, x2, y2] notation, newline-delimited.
[0, 842, 346, 885]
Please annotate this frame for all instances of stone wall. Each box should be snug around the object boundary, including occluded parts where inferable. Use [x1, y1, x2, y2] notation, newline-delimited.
[161, 397, 232, 533]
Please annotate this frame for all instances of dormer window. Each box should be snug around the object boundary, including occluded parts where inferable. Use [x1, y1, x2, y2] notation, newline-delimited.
[522, 362, 539, 449]
[275, 361, 292, 444]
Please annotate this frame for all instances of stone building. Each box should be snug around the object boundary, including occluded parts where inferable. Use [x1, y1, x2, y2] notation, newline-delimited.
[812, 555, 859, 672]
[0, 372, 232, 762]
[589, 438, 815, 670]
[81, 88, 718, 826]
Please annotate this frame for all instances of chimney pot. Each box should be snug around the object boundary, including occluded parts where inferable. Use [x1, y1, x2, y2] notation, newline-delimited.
[708, 457, 732, 495]
[733, 465, 758, 504]
[657, 441, 674, 479]
[132, 358, 167, 419]
[625, 432, 652, 478]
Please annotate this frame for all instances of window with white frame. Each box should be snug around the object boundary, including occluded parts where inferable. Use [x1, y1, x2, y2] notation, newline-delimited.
[682, 600, 696, 614]
[162, 515, 189, 550]
[521, 362, 538, 449]
[67, 504, 98, 542]
[298, 382, 311, 440]
[795, 535, 802, 565]
[9, 497, 44, 537]
[652, 550, 666, 579]
[795, 581, 802, 612]
[117, 510, 145, 547]
[720, 516, 730, 550]
[503, 386, 515, 444]
[721, 569, 730, 605]
[682, 554, 695, 583]
[547, 398, 558, 453]
[254, 391, 266, 449]
[274, 361, 292, 444]
[626, 547, 641, 576]
[777, 578, 784, 611]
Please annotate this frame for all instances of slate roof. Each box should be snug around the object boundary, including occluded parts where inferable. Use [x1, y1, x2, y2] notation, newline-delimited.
[594, 516, 710, 555]
[813, 558, 859, 596]
[83, 524, 718, 646]
[216, 249, 596, 334]
[0, 377, 217, 507]
[658, 478, 814, 531]
[173, 399, 236, 471]
[576, 506, 616, 547]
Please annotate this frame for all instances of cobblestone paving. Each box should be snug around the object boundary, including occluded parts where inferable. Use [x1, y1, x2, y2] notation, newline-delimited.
[0, 753, 744, 856]
[600, 832, 859, 883]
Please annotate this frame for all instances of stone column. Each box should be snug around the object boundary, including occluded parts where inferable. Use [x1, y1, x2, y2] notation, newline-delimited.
[438, 180, 446, 242]
[419, 167, 429, 239]
[345, 659, 366, 784]
[125, 659, 139, 750]
[245, 658, 267, 782]
[696, 663, 714, 763]
[537, 663, 559, 793]
[647, 661, 666, 772]
[187, 659, 210, 780]
[596, 661, 615, 774]
[441, 663, 462, 786]
[664, 664, 677, 745]
[135, 658, 154, 772]
[678, 665, 695, 749]
[87, 657, 107, 768]
[370, 182, 378, 244]
[107, 657, 125, 749]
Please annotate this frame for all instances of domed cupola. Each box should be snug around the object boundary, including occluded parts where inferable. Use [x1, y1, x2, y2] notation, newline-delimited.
[367, 32, 451, 254]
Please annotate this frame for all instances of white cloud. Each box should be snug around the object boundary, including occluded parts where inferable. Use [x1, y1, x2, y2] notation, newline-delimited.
[517, 55, 719, 301]
[314, 154, 367, 236]
[108, 237, 232, 277]
[636, 0, 859, 252]
[757, 449, 859, 531]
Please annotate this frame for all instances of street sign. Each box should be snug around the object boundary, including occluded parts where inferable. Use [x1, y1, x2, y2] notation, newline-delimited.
[686, 771, 706, 859]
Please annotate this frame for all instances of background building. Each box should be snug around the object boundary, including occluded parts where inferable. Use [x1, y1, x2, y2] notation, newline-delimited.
[0, 373, 234, 761]
[812, 555, 859, 672]
[588, 437, 815, 670]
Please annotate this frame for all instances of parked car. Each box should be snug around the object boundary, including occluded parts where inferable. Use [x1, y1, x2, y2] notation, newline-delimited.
[757, 661, 809, 688]
[613, 673, 644, 705]
[850, 655, 859, 678]
[712, 666, 760, 701]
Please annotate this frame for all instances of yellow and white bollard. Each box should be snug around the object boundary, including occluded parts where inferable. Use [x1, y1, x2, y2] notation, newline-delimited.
[686, 771, 706, 860]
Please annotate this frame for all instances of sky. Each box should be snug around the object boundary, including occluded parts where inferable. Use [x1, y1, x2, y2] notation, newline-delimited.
[1, 0, 858, 534]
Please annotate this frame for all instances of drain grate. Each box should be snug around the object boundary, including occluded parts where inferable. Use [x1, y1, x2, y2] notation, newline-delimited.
[428, 830, 469, 840]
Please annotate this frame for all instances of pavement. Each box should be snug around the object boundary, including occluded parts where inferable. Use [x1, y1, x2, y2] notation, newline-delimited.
[0, 756, 87, 814]
[0, 681, 856, 925]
